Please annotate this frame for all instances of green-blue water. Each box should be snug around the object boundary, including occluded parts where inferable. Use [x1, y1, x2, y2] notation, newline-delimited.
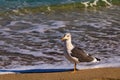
[0, 0, 119, 12]
[0, 0, 82, 11]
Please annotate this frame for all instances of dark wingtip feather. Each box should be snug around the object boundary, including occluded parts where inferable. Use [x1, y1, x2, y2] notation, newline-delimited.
[96, 57, 101, 61]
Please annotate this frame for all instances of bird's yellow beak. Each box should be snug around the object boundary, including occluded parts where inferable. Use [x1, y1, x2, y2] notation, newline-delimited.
[61, 37, 66, 41]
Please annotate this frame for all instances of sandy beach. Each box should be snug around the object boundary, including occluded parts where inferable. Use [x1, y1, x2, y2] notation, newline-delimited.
[0, 67, 120, 80]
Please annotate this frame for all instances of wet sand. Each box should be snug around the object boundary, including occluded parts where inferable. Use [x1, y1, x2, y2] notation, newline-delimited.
[0, 67, 120, 80]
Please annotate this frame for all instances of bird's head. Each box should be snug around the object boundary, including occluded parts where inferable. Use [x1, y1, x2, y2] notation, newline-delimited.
[61, 33, 71, 41]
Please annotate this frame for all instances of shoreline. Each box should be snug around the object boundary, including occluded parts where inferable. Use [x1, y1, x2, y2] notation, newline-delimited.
[0, 67, 120, 80]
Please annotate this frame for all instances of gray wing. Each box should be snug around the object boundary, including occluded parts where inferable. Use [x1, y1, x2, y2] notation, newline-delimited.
[71, 47, 94, 62]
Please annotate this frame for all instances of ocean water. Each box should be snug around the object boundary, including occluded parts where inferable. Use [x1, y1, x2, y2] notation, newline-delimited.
[0, 0, 82, 11]
[0, 0, 120, 73]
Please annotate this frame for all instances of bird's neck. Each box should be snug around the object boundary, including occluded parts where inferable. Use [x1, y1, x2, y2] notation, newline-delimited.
[64, 39, 74, 53]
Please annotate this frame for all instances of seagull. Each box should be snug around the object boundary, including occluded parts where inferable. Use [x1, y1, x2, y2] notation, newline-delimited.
[61, 33, 100, 72]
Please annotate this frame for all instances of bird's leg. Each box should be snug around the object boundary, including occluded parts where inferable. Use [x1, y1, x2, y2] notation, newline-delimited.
[73, 63, 77, 72]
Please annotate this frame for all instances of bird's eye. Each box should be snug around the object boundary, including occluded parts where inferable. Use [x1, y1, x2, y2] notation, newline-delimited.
[67, 35, 69, 37]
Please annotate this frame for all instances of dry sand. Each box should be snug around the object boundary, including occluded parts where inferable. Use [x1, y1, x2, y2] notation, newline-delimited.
[0, 67, 120, 80]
